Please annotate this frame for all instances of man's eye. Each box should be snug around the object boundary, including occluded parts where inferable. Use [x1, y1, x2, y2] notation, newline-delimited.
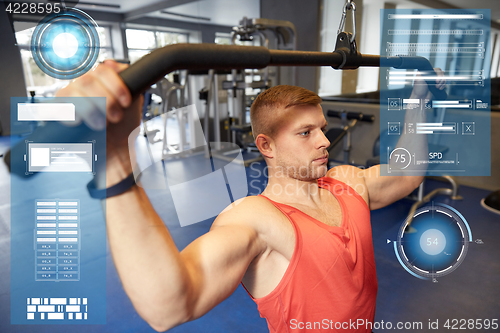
[299, 131, 310, 136]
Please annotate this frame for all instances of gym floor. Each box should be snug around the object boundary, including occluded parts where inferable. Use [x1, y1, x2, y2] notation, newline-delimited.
[0, 135, 499, 333]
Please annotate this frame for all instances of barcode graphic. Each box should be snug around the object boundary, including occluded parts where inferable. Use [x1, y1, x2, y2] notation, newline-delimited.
[26, 297, 87, 320]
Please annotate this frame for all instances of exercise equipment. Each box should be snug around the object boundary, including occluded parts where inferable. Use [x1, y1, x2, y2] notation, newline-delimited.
[481, 190, 500, 215]
[230, 17, 297, 87]
[117, 43, 446, 101]
[209, 17, 299, 166]
[326, 110, 374, 166]
[146, 73, 196, 158]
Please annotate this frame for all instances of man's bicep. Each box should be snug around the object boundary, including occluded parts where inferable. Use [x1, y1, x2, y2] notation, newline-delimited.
[363, 164, 422, 210]
[180, 222, 263, 319]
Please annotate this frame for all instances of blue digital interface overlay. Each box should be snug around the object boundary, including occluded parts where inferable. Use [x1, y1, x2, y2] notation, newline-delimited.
[31, 8, 100, 80]
[379, 9, 491, 176]
[10, 97, 106, 324]
[394, 203, 472, 281]
[35, 199, 81, 282]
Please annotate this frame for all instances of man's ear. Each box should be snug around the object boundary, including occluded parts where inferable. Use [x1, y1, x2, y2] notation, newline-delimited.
[255, 133, 274, 159]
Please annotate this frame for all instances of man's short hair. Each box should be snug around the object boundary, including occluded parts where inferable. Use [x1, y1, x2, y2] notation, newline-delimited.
[250, 85, 322, 140]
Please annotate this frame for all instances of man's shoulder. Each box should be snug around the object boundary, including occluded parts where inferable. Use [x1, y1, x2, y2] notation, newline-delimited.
[213, 195, 285, 229]
[326, 165, 365, 183]
[325, 165, 370, 204]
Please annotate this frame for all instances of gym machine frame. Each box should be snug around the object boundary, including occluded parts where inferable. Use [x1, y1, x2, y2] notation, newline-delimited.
[193, 18, 299, 167]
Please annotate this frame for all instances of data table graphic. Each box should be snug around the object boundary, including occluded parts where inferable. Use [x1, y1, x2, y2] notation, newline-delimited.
[35, 199, 80, 282]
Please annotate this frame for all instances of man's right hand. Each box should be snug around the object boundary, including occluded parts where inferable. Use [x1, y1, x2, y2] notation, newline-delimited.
[56, 60, 144, 185]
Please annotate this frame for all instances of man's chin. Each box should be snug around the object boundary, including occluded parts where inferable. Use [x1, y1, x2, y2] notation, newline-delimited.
[316, 165, 328, 178]
[273, 162, 328, 180]
[296, 166, 328, 181]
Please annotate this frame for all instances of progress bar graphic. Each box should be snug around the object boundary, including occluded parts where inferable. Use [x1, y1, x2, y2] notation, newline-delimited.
[387, 42, 484, 58]
[388, 70, 484, 86]
[432, 100, 472, 109]
[388, 14, 483, 20]
[416, 123, 457, 134]
[388, 29, 483, 35]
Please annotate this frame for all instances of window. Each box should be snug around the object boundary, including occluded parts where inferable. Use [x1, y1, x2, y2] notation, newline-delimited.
[214, 32, 262, 47]
[214, 32, 232, 45]
[125, 28, 189, 64]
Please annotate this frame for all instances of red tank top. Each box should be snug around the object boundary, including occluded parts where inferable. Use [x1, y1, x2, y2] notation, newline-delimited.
[244, 177, 377, 332]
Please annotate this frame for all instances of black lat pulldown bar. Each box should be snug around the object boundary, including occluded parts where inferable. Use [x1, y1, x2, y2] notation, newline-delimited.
[118, 43, 447, 100]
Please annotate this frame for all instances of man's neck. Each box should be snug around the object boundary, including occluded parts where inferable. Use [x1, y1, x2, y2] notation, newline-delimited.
[261, 170, 325, 206]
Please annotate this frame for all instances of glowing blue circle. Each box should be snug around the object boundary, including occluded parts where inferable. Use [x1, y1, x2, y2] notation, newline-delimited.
[395, 203, 472, 280]
[31, 9, 100, 80]
[53, 33, 79, 58]
[419, 229, 446, 255]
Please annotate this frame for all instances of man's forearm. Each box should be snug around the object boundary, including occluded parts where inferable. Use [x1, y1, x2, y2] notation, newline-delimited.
[102, 157, 192, 331]
[390, 92, 429, 186]
[399, 106, 428, 171]
[389, 69, 445, 180]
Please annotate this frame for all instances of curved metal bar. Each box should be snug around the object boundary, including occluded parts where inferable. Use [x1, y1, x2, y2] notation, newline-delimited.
[118, 43, 447, 101]
[119, 44, 271, 97]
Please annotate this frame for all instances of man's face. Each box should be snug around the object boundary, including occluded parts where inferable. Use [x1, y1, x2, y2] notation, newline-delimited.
[272, 104, 330, 181]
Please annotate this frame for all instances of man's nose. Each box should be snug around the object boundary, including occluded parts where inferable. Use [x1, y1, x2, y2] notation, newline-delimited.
[317, 130, 330, 149]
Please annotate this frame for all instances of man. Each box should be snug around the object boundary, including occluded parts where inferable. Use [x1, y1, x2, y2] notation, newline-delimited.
[57, 60, 444, 332]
